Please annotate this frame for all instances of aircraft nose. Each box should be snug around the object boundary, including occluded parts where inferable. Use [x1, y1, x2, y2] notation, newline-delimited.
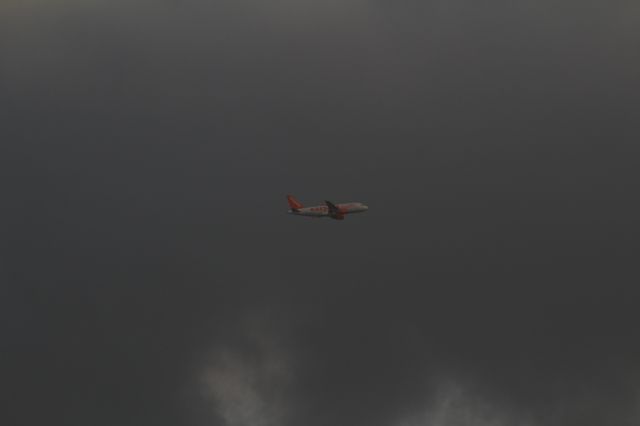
[362, 205, 369, 210]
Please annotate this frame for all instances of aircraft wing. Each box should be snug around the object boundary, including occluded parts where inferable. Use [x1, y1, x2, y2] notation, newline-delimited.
[325, 200, 340, 215]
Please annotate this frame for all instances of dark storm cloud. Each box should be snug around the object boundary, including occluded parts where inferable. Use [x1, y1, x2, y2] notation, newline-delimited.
[3, 1, 640, 425]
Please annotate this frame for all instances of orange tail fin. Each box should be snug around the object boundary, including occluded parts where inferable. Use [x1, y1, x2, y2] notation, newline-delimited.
[287, 195, 303, 211]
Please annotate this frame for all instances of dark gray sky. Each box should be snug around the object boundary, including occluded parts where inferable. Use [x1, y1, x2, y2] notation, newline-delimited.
[2, 1, 640, 425]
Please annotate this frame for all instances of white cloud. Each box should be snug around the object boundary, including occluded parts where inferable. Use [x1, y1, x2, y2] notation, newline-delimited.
[201, 321, 292, 426]
[398, 381, 537, 426]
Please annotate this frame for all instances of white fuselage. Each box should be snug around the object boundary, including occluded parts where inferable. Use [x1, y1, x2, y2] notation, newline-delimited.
[288, 202, 368, 218]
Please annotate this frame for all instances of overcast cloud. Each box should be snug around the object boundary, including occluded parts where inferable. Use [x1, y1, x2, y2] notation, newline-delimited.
[2, 1, 640, 425]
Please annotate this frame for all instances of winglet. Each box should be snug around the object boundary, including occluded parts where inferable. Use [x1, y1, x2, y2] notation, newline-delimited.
[287, 195, 303, 211]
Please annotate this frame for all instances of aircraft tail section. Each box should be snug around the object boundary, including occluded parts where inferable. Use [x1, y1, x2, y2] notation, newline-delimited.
[287, 195, 303, 211]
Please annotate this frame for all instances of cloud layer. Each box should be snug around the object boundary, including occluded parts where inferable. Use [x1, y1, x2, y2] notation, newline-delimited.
[3, 1, 640, 425]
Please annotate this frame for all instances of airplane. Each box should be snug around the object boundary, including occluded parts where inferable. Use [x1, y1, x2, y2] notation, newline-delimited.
[286, 195, 368, 220]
